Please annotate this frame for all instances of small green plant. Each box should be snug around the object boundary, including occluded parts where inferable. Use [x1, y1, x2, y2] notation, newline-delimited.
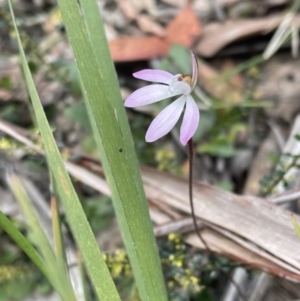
[260, 151, 300, 196]
[2, 0, 169, 300]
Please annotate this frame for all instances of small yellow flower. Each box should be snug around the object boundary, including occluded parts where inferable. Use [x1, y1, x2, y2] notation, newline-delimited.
[111, 263, 122, 278]
[173, 260, 182, 267]
[168, 233, 178, 241]
[115, 249, 126, 262]
[168, 254, 175, 261]
[0, 138, 16, 150]
[182, 278, 191, 288]
[190, 276, 199, 284]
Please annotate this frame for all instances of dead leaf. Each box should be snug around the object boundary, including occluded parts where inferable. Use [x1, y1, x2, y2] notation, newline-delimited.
[153, 215, 300, 281]
[3, 121, 300, 281]
[186, 231, 300, 281]
[165, 5, 201, 47]
[118, 0, 165, 37]
[66, 157, 300, 281]
[119, 0, 165, 36]
[136, 15, 165, 37]
[198, 60, 243, 102]
[118, 0, 138, 20]
[244, 133, 280, 195]
[109, 37, 169, 62]
[71, 155, 300, 280]
[196, 15, 300, 57]
[152, 216, 300, 280]
[109, 4, 201, 62]
[125, 0, 155, 13]
[142, 167, 300, 276]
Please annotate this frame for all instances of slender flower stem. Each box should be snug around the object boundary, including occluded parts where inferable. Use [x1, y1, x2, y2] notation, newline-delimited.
[188, 139, 209, 250]
[187, 139, 248, 301]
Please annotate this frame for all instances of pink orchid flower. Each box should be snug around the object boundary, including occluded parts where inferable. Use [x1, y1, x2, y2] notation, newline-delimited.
[125, 52, 200, 146]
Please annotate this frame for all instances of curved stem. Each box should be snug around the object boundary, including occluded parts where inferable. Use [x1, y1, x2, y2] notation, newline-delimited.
[188, 139, 209, 250]
[188, 139, 248, 301]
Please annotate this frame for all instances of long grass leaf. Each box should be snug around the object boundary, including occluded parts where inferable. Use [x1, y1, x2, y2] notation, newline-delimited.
[58, 0, 168, 299]
[51, 196, 66, 272]
[263, 0, 300, 59]
[7, 173, 76, 301]
[8, 174, 57, 269]
[7, 2, 120, 300]
[50, 196, 77, 300]
[0, 211, 47, 275]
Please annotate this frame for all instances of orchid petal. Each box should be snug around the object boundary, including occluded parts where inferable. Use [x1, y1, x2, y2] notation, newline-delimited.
[190, 51, 198, 90]
[133, 69, 174, 84]
[146, 96, 186, 142]
[169, 81, 191, 95]
[125, 84, 177, 107]
[180, 95, 199, 145]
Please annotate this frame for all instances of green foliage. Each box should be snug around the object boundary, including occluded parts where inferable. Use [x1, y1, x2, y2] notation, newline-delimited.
[129, 114, 157, 164]
[169, 45, 191, 74]
[59, 0, 168, 297]
[0, 264, 46, 301]
[99, 234, 207, 301]
[62, 62, 82, 96]
[8, 174, 77, 301]
[2, 4, 279, 301]
[197, 137, 236, 158]
[81, 134, 97, 154]
[216, 181, 234, 192]
[0, 137, 18, 152]
[197, 107, 247, 158]
[0, 240, 50, 301]
[156, 44, 191, 75]
[193, 111, 216, 142]
[0, 77, 12, 89]
[0, 104, 21, 123]
[64, 102, 91, 131]
[260, 150, 300, 196]
[82, 196, 115, 233]
[8, 1, 120, 300]
[155, 148, 178, 172]
[160, 234, 203, 301]
[6, 0, 169, 299]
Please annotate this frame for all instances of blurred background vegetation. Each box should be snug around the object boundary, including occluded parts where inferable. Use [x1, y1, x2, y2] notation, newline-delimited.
[2, 0, 300, 300]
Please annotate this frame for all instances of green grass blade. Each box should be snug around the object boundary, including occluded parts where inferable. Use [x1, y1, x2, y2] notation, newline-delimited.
[263, 0, 300, 59]
[7, 2, 120, 301]
[7, 173, 75, 301]
[0, 209, 73, 301]
[0, 210, 76, 300]
[51, 196, 77, 300]
[0, 211, 47, 276]
[51, 196, 67, 271]
[8, 174, 56, 267]
[60, 0, 167, 299]
[213, 55, 264, 83]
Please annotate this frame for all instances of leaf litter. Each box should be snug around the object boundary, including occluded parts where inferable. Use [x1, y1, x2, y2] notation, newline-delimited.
[2, 0, 300, 300]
